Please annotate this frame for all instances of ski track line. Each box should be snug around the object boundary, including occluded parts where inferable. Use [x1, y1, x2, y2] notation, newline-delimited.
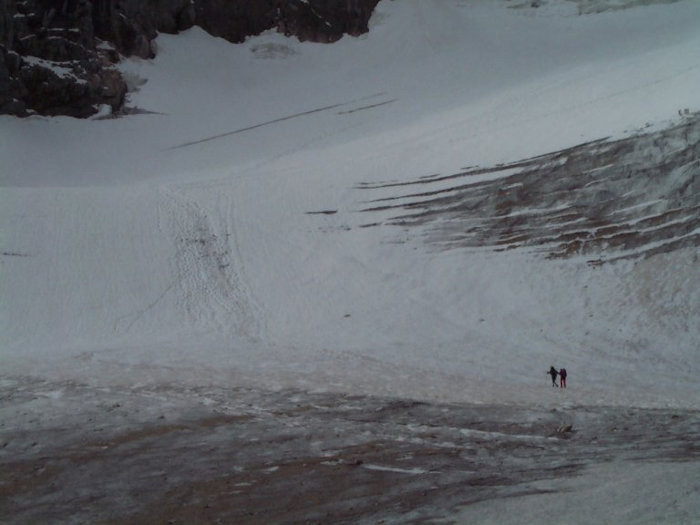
[167, 92, 390, 150]
[114, 276, 182, 334]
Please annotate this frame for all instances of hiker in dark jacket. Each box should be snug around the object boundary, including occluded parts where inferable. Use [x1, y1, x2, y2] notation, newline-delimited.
[548, 366, 558, 387]
[559, 368, 567, 388]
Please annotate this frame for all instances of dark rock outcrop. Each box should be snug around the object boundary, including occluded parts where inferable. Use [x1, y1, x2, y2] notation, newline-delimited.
[278, 0, 378, 43]
[91, 0, 197, 58]
[0, 0, 380, 118]
[1, 0, 130, 117]
[194, 0, 277, 43]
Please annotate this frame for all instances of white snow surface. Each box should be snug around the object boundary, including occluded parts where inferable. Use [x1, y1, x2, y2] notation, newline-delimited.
[2, 0, 699, 407]
[2, 0, 700, 521]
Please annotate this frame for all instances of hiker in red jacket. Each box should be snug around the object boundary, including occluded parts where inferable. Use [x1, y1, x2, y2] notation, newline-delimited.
[559, 368, 567, 388]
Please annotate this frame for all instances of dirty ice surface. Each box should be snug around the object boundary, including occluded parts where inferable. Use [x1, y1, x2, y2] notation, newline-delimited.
[1, 0, 699, 523]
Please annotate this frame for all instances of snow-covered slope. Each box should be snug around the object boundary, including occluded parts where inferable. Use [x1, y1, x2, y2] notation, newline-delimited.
[2, 0, 699, 410]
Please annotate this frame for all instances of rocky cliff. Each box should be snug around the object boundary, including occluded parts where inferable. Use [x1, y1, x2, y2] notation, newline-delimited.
[0, 0, 380, 118]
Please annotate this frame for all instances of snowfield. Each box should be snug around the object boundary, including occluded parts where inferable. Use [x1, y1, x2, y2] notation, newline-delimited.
[1, 0, 699, 522]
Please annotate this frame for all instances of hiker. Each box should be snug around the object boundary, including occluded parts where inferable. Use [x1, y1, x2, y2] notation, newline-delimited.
[548, 366, 558, 387]
[559, 367, 567, 388]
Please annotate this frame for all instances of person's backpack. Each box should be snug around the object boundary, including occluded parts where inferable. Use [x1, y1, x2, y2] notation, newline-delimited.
[560, 368, 567, 378]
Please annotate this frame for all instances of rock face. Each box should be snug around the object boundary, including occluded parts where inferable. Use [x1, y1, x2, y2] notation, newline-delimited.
[194, 0, 277, 43]
[277, 0, 378, 43]
[0, 0, 380, 118]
